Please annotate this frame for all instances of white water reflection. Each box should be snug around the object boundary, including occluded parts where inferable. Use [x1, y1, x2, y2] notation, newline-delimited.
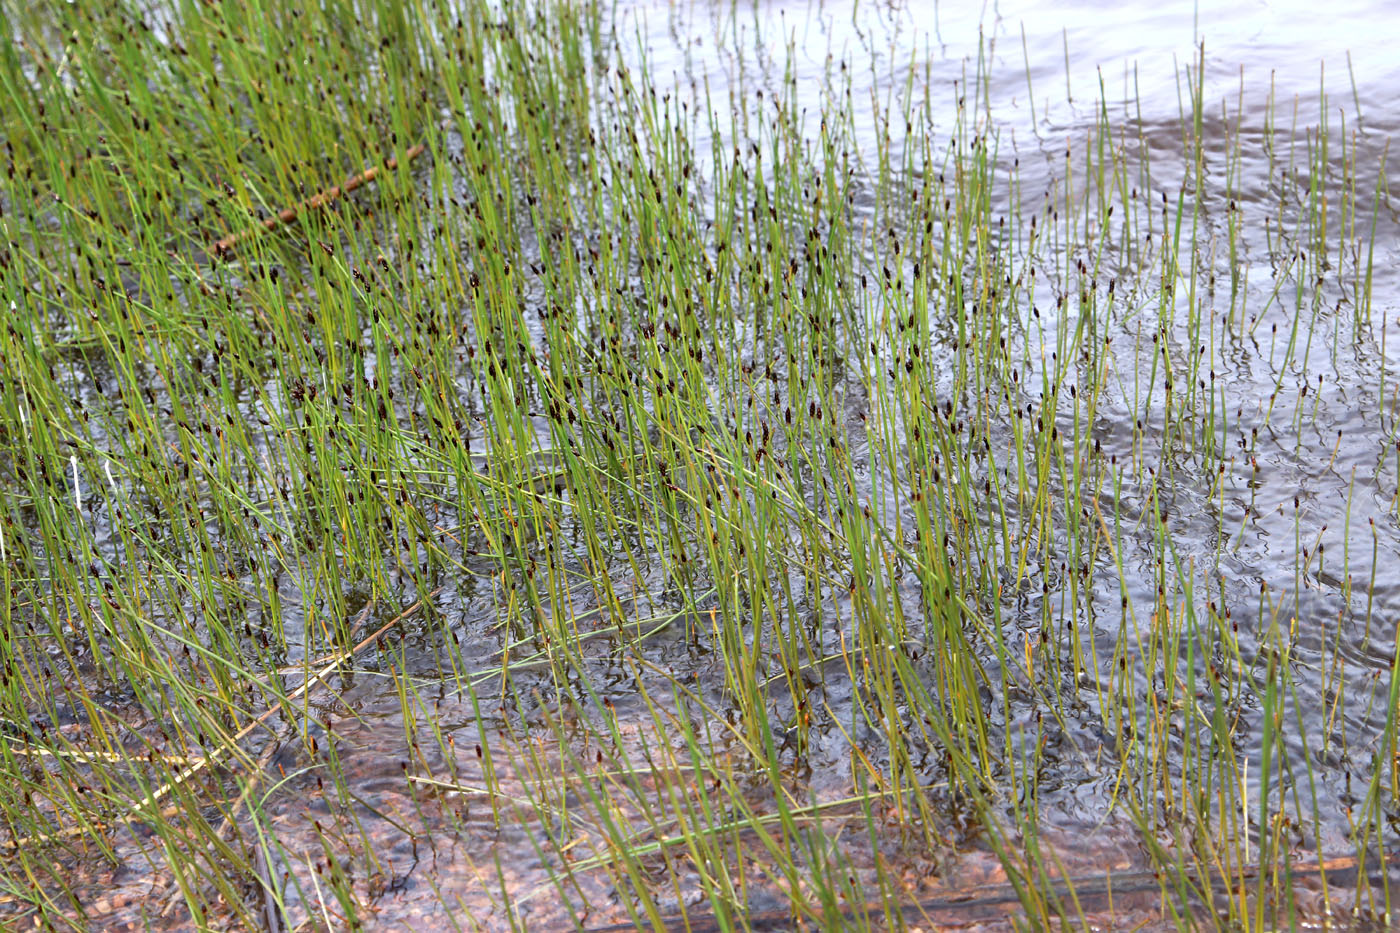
[614, 0, 1400, 139]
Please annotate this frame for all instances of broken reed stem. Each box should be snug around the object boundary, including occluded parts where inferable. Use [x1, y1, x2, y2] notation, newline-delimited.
[212, 143, 426, 256]
[2, 592, 439, 851]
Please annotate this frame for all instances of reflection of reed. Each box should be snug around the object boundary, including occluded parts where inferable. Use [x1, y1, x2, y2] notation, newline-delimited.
[211, 143, 426, 257]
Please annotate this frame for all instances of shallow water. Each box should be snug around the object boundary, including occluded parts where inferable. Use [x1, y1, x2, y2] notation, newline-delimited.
[10, 0, 1400, 929]
[596, 0, 1400, 914]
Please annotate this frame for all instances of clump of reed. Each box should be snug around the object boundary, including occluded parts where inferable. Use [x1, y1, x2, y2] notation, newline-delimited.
[0, 0, 1396, 929]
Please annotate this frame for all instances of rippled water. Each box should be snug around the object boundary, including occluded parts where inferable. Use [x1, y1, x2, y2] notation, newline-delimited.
[306, 1, 1400, 925]
[600, 0, 1400, 903]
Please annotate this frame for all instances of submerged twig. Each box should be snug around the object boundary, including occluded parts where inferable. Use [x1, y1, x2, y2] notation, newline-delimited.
[583, 854, 1400, 932]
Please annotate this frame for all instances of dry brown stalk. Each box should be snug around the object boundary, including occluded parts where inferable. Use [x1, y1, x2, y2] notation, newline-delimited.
[211, 143, 426, 256]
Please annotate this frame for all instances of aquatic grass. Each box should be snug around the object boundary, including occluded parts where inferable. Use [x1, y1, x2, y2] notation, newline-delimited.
[2, 0, 1400, 928]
